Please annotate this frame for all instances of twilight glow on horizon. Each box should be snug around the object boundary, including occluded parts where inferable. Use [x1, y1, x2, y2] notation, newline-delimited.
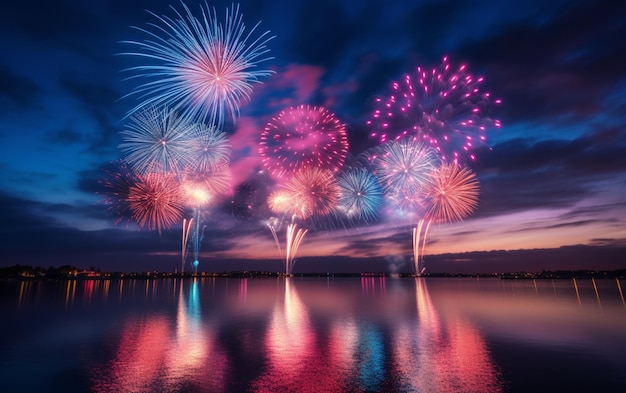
[1, 0, 625, 274]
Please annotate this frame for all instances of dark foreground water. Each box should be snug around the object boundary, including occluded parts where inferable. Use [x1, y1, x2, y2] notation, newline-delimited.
[1, 276, 626, 393]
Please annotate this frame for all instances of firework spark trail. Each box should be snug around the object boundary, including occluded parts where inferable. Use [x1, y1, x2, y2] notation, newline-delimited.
[367, 56, 501, 164]
[259, 105, 349, 179]
[181, 217, 194, 273]
[120, 2, 275, 126]
[127, 171, 184, 234]
[285, 221, 308, 275]
[337, 167, 383, 222]
[412, 220, 425, 275]
[412, 163, 479, 274]
[119, 107, 196, 175]
[265, 217, 283, 259]
[180, 162, 232, 273]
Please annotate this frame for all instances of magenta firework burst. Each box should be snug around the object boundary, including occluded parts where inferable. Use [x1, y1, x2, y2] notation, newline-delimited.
[121, 2, 275, 126]
[259, 105, 349, 179]
[367, 56, 501, 163]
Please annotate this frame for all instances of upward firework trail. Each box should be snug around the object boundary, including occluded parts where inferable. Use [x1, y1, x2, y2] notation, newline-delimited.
[424, 163, 479, 224]
[285, 221, 307, 276]
[121, 2, 275, 126]
[413, 163, 480, 275]
[367, 56, 501, 164]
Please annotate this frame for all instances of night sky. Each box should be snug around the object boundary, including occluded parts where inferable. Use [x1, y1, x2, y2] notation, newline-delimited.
[1, 0, 625, 274]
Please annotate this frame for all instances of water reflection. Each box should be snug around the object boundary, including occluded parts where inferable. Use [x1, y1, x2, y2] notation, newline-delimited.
[90, 279, 227, 393]
[4, 277, 626, 392]
[394, 279, 503, 392]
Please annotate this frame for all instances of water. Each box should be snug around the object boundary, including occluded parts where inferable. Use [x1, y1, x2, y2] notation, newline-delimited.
[1, 277, 626, 392]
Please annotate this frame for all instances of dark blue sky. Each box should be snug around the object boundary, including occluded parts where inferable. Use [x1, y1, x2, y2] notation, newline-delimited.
[1, 0, 625, 274]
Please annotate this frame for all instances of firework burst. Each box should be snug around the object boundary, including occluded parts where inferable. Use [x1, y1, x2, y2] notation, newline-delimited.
[121, 2, 275, 126]
[100, 160, 141, 225]
[119, 107, 195, 175]
[367, 56, 501, 163]
[187, 123, 231, 172]
[423, 163, 480, 223]
[259, 105, 349, 179]
[127, 171, 184, 233]
[337, 167, 383, 221]
[282, 167, 340, 219]
[181, 162, 232, 203]
[372, 138, 439, 196]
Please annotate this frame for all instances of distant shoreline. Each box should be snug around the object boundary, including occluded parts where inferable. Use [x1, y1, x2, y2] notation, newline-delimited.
[1, 264, 625, 280]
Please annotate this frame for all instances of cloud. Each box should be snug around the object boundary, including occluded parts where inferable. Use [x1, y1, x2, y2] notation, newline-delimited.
[456, 0, 626, 125]
[473, 126, 626, 217]
[0, 65, 42, 112]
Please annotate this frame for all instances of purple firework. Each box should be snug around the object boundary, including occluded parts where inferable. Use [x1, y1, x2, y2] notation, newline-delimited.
[367, 56, 501, 164]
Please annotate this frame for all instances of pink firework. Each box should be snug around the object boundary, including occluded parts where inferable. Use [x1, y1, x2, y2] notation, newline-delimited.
[281, 167, 340, 219]
[267, 190, 293, 215]
[423, 163, 480, 224]
[367, 56, 501, 163]
[181, 162, 231, 207]
[259, 105, 349, 179]
[128, 171, 185, 233]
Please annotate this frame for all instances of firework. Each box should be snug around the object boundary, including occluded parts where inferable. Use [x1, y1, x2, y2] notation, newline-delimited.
[127, 171, 184, 233]
[100, 160, 141, 225]
[284, 221, 307, 275]
[181, 217, 194, 274]
[259, 105, 349, 179]
[181, 162, 231, 206]
[423, 163, 479, 223]
[367, 56, 501, 163]
[119, 107, 195, 175]
[264, 217, 283, 259]
[120, 2, 275, 126]
[337, 167, 383, 221]
[180, 162, 232, 273]
[187, 123, 231, 172]
[267, 190, 293, 215]
[372, 138, 439, 196]
[282, 167, 340, 219]
[411, 163, 479, 275]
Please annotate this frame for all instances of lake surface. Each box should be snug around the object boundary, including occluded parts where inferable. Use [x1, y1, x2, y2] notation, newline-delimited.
[1, 276, 625, 392]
